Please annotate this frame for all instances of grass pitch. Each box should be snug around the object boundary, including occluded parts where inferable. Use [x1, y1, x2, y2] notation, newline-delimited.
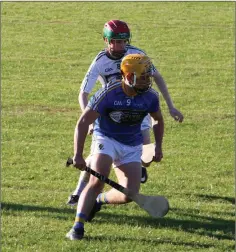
[1, 2, 235, 252]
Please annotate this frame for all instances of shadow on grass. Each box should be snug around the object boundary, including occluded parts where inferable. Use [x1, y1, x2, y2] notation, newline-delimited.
[85, 234, 217, 249]
[2, 202, 234, 243]
[194, 194, 235, 204]
[1, 202, 74, 214]
[95, 208, 234, 242]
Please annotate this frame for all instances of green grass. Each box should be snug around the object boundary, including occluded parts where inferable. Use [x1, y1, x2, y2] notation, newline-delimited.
[1, 2, 235, 252]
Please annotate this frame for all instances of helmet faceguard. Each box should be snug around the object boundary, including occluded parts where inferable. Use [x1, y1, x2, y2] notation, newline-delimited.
[103, 20, 131, 58]
[121, 54, 153, 96]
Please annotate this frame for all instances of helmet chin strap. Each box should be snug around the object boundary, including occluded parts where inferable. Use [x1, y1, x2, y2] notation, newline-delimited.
[125, 72, 151, 94]
[125, 72, 136, 88]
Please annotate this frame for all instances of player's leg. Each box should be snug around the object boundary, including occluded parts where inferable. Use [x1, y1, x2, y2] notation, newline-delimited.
[98, 161, 141, 204]
[67, 156, 91, 206]
[66, 135, 116, 240]
[66, 153, 112, 240]
[88, 142, 142, 222]
[76, 153, 112, 216]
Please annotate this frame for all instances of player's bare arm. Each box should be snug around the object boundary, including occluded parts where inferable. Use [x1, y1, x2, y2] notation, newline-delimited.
[153, 70, 184, 123]
[73, 107, 99, 169]
[78, 91, 89, 112]
[78, 91, 95, 135]
[150, 109, 164, 162]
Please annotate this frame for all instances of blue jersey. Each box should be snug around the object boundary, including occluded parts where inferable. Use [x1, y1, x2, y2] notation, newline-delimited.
[88, 81, 160, 146]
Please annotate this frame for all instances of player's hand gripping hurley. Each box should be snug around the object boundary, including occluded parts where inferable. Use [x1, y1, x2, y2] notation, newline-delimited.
[66, 157, 169, 218]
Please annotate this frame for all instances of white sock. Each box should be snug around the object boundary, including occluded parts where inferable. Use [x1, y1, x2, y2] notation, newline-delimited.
[72, 180, 88, 196]
[72, 171, 90, 196]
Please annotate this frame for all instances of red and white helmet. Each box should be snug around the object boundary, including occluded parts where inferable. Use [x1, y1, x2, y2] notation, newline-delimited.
[103, 20, 131, 43]
[103, 20, 131, 58]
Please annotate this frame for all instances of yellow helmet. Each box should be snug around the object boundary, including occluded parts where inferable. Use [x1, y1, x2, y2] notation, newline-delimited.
[121, 54, 153, 95]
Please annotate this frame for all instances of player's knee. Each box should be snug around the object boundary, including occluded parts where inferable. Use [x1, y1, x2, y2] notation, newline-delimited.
[88, 177, 104, 194]
[123, 195, 132, 203]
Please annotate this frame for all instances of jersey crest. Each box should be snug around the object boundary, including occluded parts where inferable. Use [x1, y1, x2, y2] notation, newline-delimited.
[108, 109, 147, 125]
